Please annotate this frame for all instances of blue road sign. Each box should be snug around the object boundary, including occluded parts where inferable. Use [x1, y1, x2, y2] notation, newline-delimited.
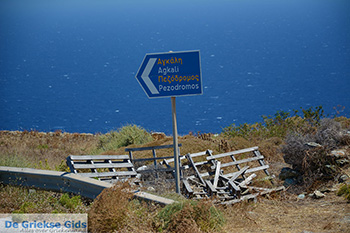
[135, 50, 202, 98]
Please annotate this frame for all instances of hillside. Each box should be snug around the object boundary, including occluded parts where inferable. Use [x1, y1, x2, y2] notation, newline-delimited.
[1, 110, 350, 232]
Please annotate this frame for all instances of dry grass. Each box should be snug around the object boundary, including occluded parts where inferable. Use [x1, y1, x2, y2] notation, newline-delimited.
[0, 130, 99, 169]
[221, 191, 350, 233]
[88, 182, 156, 233]
[0, 184, 89, 214]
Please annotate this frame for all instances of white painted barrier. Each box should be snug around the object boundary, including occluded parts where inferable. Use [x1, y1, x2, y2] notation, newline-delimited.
[0, 166, 175, 205]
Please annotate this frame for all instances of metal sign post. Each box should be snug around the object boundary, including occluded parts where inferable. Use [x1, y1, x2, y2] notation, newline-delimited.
[135, 50, 202, 194]
[171, 96, 181, 193]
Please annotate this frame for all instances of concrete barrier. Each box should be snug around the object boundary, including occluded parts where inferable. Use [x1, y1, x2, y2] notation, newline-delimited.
[0, 166, 175, 205]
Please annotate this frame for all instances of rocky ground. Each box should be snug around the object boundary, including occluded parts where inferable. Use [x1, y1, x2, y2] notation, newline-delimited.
[220, 159, 350, 233]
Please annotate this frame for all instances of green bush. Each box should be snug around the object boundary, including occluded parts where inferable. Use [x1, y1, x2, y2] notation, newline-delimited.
[0, 154, 32, 168]
[59, 193, 83, 210]
[0, 185, 88, 214]
[222, 106, 326, 141]
[337, 184, 350, 201]
[97, 124, 153, 152]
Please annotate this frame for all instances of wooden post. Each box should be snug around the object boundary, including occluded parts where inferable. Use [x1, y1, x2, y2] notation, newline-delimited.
[171, 97, 181, 194]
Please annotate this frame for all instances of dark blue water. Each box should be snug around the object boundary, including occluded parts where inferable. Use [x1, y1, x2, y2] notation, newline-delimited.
[1, 0, 349, 135]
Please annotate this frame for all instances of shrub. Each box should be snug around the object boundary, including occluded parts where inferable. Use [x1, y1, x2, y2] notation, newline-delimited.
[282, 118, 346, 170]
[281, 132, 314, 171]
[298, 105, 325, 126]
[301, 147, 338, 186]
[281, 118, 348, 191]
[156, 200, 225, 233]
[0, 154, 32, 168]
[97, 124, 153, 152]
[88, 183, 134, 233]
[315, 118, 343, 149]
[59, 193, 83, 210]
[222, 106, 327, 142]
[337, 184, 350, 201]
[0, 185, 88, 214]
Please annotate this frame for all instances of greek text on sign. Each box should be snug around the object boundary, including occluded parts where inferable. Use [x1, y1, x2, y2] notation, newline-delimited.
[135, 50, 202, 98]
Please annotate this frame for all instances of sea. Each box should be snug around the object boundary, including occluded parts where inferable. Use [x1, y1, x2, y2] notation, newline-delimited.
[0, 0, 349, 135]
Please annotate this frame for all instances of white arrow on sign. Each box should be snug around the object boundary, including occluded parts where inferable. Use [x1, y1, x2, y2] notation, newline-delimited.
[141, 58, 159, 95]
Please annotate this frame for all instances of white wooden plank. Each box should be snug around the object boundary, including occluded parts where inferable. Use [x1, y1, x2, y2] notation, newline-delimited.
[77, 171, 137, 178]
[206, 147, 258, 160]
[73, 162, 133, 169]
[217, 156, 264, 169]
[213, 161, 221, 188]
[238, 173, 257, 188]
[69, 155, 130, 160]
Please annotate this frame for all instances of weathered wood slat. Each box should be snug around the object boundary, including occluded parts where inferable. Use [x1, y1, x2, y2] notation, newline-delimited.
[69, 155, 130, 160]
[136, 167, 180, 173]
[213, 156, 264, 169]
[187, 177, 206, 187]
[221, 186, 286, 205]
[163, 150, 211, 165]
[228, 166, 250, 182]
[206, 147, 259, 160]
[213, 161, 221, 188]
[186, 154, 206, 185]
[77, 171, 137, 178]
[222, 165, 269, 178]
[133, 156, 174, 162]
[194, 160, 209, 167]
[205, 180, 217, 196]
[238, 173, 257, 188]
[228, 180, 241, 198]
[73, 162, 133, 169]
[246, 165, 269, 173]
[221, 166, 249, 179]
[66, 157, 77, 173]
[198, 172, 210, 178]
[183, 179, 194, 197]
[253, 150, 272, 178]
[247, 186, 272, 192]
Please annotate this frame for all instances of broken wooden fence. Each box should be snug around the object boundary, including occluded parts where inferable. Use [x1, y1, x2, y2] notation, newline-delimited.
[181, 146, 284, 204]
[66, 155, 137, 182]
[67, 146, 284, 204]
[125, 144, 182, 178]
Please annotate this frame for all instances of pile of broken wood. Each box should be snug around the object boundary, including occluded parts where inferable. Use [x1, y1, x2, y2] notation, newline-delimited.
[67, 145, 285, 205]
[162, 146, 285, 205]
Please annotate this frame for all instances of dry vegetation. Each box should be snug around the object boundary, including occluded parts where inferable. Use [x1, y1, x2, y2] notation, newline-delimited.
[1, 107, 350, 232]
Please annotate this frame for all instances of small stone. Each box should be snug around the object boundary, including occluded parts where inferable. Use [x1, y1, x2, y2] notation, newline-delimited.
[279, 167, 300, 180]
[284, 178, 298, 187]
[305, 142, 322, 147]
[311, 190, 325, 199]
[330, 150, 346, 158]
[137, 165, 148, 171]
[339, 174, 349, 183]
[147, 187, 155, 192]
[29, 189, 36, 194]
